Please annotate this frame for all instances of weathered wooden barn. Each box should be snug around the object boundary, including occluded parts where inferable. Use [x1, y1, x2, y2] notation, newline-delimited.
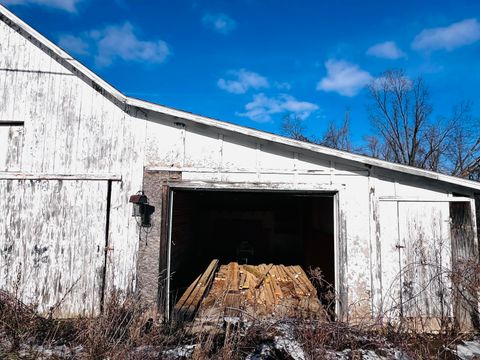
[1, 5, 479, 329]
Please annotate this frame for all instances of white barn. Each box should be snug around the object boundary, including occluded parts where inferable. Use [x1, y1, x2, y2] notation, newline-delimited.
[0, 5, 479, 330]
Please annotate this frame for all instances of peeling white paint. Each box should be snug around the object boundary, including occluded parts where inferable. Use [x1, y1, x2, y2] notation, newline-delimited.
[0, 3, 478, 328]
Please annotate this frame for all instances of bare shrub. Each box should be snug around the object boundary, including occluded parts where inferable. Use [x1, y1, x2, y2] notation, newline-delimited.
[308, 267, 336, 320]
[0, 289, 42, 351]
[75, 290, 189, 358]
[451, 258, 480, 329]
[1, 261, 479, 359]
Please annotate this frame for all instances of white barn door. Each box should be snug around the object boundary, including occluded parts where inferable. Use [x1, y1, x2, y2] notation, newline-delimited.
[0, 179, 108, 317]
[398, 201, 452, 327]
[379, 201, 452, 329]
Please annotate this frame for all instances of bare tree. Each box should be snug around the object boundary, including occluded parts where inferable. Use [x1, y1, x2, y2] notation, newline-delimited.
[320, 112, 351, 152]
[367, 69, 480, 178]
[281, 112, 353, 151]
[362, 135, 389, 160]
[446, 104, 480, 180]
[281, 114, 310, 142]
[280, 72, 480, 180]
[367, 69, 435, 168]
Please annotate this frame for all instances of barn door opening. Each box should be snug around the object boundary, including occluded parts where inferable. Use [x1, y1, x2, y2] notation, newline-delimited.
[165, 189, 337, 319]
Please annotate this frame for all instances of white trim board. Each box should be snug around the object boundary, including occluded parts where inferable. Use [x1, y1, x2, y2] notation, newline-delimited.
[0, 172, 122, 181]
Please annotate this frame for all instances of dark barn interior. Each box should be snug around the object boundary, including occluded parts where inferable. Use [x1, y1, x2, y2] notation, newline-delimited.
[169, 189, 335, 305]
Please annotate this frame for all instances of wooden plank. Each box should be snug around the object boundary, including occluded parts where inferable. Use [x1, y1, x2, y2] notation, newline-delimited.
[293, 266, 316, 295]
[278, 265, 289, 282]
[274, 265, 285, 281]
[186, 259, 219, 308]
[284, 266, 307, 296]
[266, 280, 276, 307]
[176, 259, 218, 318]
[270, 273, 283, 298]
[255, 263, 274, 289]
[239, 269, 246, 290]
[243, 264, 262, 278]
[173, 275, 200, 312]
[269, 265, 278, 280]
[228, 262, 239, 293]
[184, 262, 216, 309]
[248, 270, 256, 288]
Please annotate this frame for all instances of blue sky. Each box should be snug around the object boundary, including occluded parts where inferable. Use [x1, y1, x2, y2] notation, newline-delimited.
[2, 0, 480, 144]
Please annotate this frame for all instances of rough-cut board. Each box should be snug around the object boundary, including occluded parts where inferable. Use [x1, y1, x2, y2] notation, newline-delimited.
[174, 259, 219, 320]
[184, 262, 326, 321]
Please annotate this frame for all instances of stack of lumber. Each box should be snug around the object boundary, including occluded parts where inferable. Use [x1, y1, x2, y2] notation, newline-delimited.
[174, 259, 219, 320]
[177, 262, 326, 321]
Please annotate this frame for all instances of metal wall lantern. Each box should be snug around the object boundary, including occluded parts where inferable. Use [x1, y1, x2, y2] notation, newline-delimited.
[129, 191, 155, 227]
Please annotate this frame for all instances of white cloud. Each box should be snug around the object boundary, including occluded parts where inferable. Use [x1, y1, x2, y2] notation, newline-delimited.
[371, 75, 412, 91]
[217, 69, 269, 94]
[238, 93, 319, 123]
[274, 81, 292, 90]
[58, 34, 89, 55]
[316, 59, 372, 97]
[2, 0, 82, 12]
[57, 22, 171, 68]
[366, 41, 406, 59]
[412, 18, 480, 51]
[202, 13, 236, 35]
[93, 23, 170, 67]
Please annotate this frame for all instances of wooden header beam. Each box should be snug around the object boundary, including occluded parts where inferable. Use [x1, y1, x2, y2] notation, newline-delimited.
[379, 196, 472, 202]
[0, 172, 122, 181]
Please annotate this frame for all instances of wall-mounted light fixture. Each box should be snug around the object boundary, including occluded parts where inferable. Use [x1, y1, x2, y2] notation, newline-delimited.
[129, 191, 155, 228]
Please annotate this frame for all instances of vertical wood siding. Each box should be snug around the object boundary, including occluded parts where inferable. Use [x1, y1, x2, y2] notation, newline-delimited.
[0, 18, 146, 315]
[0, 179, 107, 317]
[0, 125, 24, 170]
[399, 202, 452, 320]
[379, 201, 453, 327]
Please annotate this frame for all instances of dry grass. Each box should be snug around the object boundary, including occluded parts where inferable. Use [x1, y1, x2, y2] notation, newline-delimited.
[0, 265, 479, 359]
